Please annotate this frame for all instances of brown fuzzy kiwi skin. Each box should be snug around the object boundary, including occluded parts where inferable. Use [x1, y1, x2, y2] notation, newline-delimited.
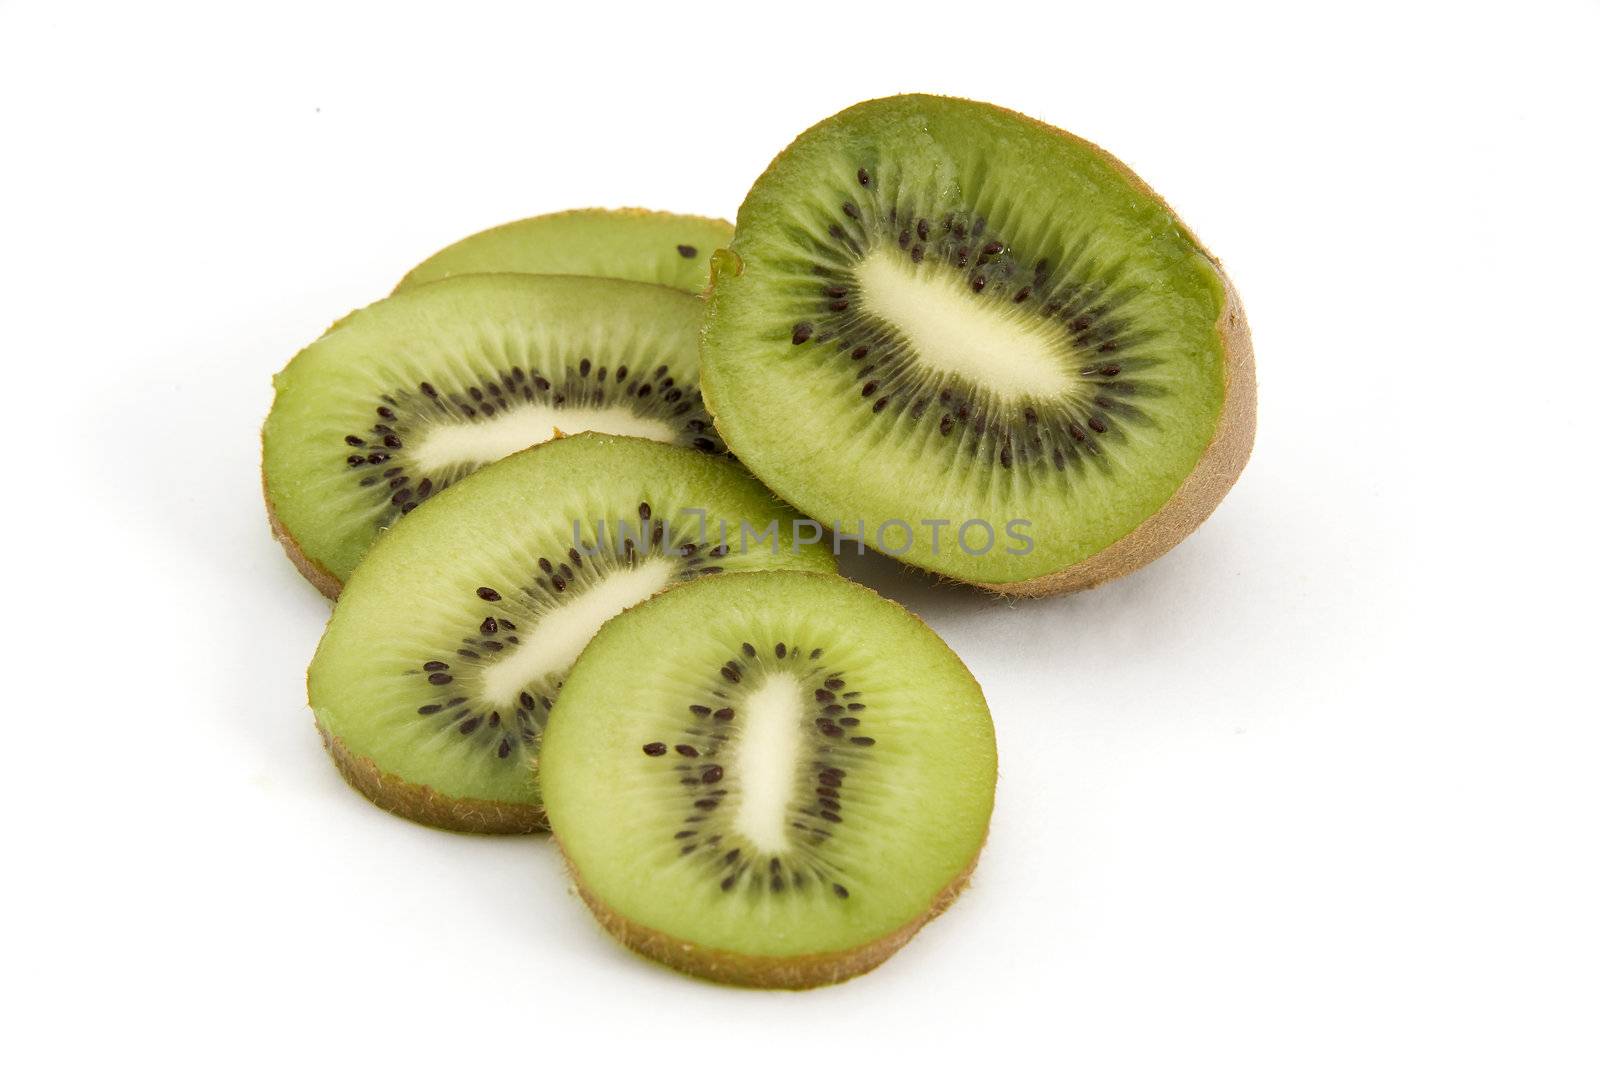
[263, 469, 344, 600]
[557, 836, 981, 990]
[709, 94, 1256, 598]
[977, 267, 1255, 597]
[317, 724, 547, 834]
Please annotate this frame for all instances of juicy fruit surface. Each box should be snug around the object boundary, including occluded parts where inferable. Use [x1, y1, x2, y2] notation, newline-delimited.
[543, 571, 995, 965]
[308, 434, 835, 815]
[396, 209, 733, 294]
[264, 274, 724, 586]
[701, 94, 1232, 584]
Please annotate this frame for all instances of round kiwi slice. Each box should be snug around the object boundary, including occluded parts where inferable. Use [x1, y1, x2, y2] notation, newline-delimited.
[542, 570, 996, 988]
[307, 433, 836, 833]
[700, 94, 1255, 594]
[263, 273, 726, 597]
[396, 208, 733, 294]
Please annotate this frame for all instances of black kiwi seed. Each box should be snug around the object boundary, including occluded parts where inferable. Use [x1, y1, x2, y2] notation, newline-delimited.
[677, 244, 698, 258]
[476, 587, 501, 602]
[643, 742, 668, 756]
[792, 322, 814, 344]
[857, 167, 870, 186]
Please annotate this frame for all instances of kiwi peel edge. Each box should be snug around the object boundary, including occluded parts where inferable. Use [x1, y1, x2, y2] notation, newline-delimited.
[317, 724, 548, 834]
[556, 835, 981, 989]
[975, 268, 1255, 596]
[262, 451, 344, 600]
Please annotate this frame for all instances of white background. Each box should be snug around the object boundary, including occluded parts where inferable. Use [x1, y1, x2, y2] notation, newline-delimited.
[3, 1, 1596, 1060]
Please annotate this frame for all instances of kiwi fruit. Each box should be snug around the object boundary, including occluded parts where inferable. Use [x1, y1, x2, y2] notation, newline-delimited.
[541, 569, 996, 988]
[700, 94, 1255, 595]
[396, 208, 733, 294]
[306, 433, 836, 833]
[263, 272, 727, 597]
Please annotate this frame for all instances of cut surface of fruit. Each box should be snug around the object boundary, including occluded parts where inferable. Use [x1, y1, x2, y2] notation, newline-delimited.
[541, 570, 996, 987]
[701, 95, 1254, 593]
[396, 208, 733, 294]
[263, 273, 725, 594]
[307, 434, 836, 834]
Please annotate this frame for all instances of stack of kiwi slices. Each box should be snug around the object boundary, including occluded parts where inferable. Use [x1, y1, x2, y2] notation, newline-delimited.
[262, 94, 1253, 989]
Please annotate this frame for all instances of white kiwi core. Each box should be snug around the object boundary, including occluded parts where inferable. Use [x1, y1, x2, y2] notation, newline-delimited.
[730, 672, 806, 853]
[853, 248, 1077, 401]
[477, 557, 677, 705]
[412, 406, 677, 472]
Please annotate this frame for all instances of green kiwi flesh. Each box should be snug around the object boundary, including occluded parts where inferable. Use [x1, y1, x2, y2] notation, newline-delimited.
[542, 570, 996, 987]
[307, 434, 836, 833]
[396, 208, 733, 294]
[263, 273, 726, 595]
[700, 95, 1254, 592]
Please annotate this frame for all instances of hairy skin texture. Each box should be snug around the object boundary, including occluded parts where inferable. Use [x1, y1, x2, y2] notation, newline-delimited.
[318, 725, 546, 834]
[265, 477, 344, 600]
[557, 839, 982, 989]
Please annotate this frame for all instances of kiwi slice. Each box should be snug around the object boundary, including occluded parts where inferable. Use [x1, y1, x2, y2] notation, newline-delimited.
[700, 95, 1255, 594]
[542, 570, 995, 988]
[396, 208, 733, 294]
[306, 433, 835, 833]
[263, 272, 726, 597]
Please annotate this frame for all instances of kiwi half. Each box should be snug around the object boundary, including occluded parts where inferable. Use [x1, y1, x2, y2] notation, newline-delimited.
[396, 208, 733, 294]
[263, 273, 726, 596]
[700, 94, 1255, 594]
[307, 433, 836, 833]
[542, 570, 996, 988]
